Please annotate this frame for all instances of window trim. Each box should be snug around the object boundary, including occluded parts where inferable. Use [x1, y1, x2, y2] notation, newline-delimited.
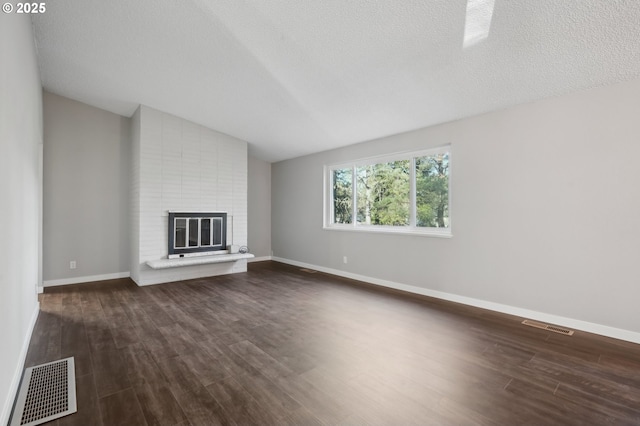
[323, 145, 452, 237]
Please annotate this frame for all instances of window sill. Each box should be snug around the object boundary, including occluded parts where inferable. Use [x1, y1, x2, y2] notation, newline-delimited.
[323, 225, 452, 238]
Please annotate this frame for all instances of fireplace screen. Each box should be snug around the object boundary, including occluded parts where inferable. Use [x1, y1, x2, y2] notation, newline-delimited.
[168, 212, 226, 258]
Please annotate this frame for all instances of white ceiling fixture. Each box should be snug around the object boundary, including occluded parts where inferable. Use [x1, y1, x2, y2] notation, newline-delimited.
[32, 0, 640, 162]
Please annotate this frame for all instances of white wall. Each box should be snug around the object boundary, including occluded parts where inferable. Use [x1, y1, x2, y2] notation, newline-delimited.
[272, 76, 640, 342]
[248, 157, 272, 259]
[132, 106, 248, 285]
[42, 92, 130, 285]
[0, 13, 42, 424]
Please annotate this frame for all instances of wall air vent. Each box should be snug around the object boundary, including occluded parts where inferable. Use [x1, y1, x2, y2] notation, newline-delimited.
[522, 319, 574, 336]
[10, 357, 77, 426]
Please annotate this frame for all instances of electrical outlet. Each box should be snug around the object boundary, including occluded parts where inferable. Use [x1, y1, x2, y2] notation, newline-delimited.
[70, 260, 76, 269]
[343, 256, 348, 264]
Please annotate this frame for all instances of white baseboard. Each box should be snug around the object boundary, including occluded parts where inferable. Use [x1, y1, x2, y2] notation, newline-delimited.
[248, 256, 272, 263]
[43, 271, 130, 287]
[1, 302, 39, 426]
[272, 257, 640, 345]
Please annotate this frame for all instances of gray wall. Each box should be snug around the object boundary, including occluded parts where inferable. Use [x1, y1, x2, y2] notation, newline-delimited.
[248, 157, 272, 259]
[43, 92, 130, 283]
[0, 13, 42, 424]
[272, 76, 640, 338]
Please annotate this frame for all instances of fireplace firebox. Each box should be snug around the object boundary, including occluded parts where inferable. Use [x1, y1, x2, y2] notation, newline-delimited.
[168, 212, 227, 258]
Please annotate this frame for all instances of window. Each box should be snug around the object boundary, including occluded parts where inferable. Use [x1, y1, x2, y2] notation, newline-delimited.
[332, 168, 353, 224]
[325, 146, 450, 236]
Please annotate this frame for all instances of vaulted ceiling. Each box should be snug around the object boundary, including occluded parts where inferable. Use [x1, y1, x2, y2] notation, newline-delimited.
[32, 0, 640, 162]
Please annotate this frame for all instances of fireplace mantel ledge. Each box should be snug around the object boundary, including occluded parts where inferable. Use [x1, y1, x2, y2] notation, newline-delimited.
[146, 253, 254, 269]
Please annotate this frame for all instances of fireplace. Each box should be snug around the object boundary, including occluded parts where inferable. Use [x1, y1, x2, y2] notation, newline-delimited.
[168, 212, 227, 258]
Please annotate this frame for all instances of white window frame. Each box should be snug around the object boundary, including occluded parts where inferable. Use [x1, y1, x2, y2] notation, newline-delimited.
[323, 145, 452, 237]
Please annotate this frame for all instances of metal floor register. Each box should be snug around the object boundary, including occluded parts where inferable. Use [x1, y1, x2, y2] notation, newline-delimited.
[10, 357, 77, 426]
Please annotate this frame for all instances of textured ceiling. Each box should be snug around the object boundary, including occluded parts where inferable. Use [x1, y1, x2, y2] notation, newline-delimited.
[33, 0, 640, 162]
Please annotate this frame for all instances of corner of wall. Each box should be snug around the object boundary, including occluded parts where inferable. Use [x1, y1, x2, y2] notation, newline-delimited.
[130, 107, 141, 285]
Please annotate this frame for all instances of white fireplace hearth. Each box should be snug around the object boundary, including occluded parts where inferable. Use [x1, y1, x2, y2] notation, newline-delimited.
[146, 252, 254, 269]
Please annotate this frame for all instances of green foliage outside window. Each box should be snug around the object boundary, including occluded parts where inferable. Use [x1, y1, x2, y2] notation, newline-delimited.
[416, 153, 449, 228]
[357, 160, 410, 226]
[330, 149, 449, 229]
[333, 168, 352, 224]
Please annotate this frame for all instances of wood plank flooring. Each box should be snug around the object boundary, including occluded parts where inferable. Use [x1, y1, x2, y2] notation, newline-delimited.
[24, 261, 640, 425]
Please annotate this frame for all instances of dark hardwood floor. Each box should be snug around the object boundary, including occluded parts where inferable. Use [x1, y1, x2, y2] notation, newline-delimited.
[23, 261, 640, 425]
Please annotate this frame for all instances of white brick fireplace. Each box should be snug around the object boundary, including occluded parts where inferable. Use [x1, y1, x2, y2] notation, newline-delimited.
[130, 106, 248, 286]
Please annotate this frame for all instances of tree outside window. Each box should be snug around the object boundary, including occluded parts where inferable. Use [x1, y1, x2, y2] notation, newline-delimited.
[416, 153, 449, 228]
[327, 147, 450, 234]
[332, 168, 352, 224]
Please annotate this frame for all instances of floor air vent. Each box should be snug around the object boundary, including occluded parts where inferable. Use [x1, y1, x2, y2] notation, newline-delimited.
[300, 268, 318, 274]
[10, 357, 77, 426]
[522, 319, 574, 336]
